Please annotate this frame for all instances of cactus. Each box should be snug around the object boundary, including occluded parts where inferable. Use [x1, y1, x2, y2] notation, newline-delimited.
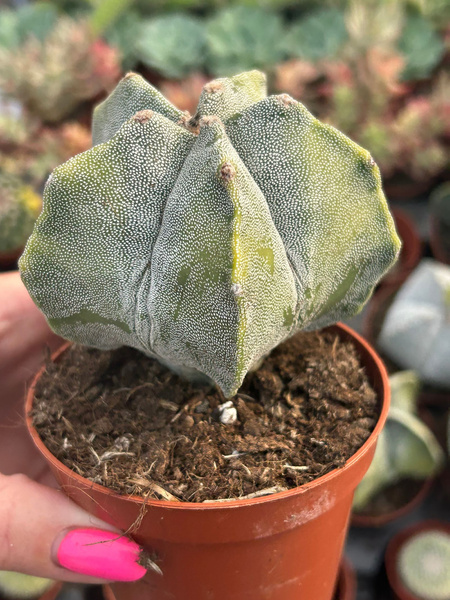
[397, 530, 450, 600]
[0, 18, 121, 124]
[398, 14, 445, 81]
[284, 8, 347, 62]
[20, 70, 400, 397]
[353, 371, 445, 511]
[205, 6, 285, 76]
[0, 571, 54, 599]
[378, 260, 450, 390]
[135, 14, 206, 79]
[0, 173, 42, 255]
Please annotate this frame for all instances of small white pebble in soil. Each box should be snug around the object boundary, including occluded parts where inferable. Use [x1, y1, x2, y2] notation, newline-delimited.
[218, 401, 237, 425]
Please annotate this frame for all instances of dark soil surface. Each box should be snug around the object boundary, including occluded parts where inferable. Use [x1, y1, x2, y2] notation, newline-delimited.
[32, 330, 379, 503]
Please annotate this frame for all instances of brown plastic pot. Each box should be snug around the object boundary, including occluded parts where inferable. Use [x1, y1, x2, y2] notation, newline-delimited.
[351, 477, 434, 528]
[385, 520, 450, 600]
[103, 559, 357, 600]
[26, 323, 390, 600]
[380, 208, 422, 289]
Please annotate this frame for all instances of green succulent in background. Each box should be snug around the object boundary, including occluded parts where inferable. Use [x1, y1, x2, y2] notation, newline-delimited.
[0, 173, 42, 255]
[398, 530, 450, 600]
[0, 2, 57, 50]
[0, 571, 53, 599]
[379, 260, 450, 389]
[135, 14, 206, 79]
[105, 10, 141, 71]
[205, 6, 285, 76]
[20, 70, 400, 397]
[398, 14, 445, 81]
[353, 371, 445, 511]
[284, 8, 347, 62]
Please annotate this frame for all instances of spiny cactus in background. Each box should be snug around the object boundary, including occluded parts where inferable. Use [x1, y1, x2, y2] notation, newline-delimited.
[0, 18, 120, 124]
[0, 173, 42, 255]
[20, 70, 400, 397]
[0, 571, 54, 599]
[378, 260, 450, 390]
[399, 14, 445, 81]
[0, 116, 91, 189]
[135, 14, 206, 79]
[353, 371, 444, 511]
[398, 530, 450, 600]
[205, 7, 285, 76]
[284, 8, 347, 61]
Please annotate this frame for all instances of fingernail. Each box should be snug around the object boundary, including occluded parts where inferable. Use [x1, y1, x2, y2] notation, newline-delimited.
[55, 528, 147, 581]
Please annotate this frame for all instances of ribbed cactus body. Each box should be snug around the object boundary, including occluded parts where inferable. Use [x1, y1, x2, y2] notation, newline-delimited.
[20, 71, 400, 396]
[0, 173, 41, 254]
[398, 531, 450, 600]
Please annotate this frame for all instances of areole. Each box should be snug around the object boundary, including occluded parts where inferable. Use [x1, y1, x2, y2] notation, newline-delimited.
[25, 323, 390, 600]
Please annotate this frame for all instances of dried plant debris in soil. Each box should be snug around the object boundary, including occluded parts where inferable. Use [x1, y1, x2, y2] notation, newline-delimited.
[32, 331, 378, 502]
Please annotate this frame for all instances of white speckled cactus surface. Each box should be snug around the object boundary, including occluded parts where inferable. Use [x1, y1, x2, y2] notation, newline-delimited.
[20, 71, 400, 396]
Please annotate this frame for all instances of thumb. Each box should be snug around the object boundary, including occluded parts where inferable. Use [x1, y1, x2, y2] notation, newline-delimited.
[0, 473, 146, 584]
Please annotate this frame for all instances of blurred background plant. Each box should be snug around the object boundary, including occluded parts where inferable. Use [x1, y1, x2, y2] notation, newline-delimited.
[0, 1, 448, 598]
[353, 370, 445, 516]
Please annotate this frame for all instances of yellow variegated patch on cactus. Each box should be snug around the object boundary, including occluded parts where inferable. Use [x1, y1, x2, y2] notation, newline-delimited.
[20, 70, 400, 396]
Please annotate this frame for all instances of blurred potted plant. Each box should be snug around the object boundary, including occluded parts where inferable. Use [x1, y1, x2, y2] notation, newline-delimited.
[385, 520, 450, 600]
[0, 571, 60, 600]
[0, 172, 41, 269]
[0, 14, 121, 124]
[21, 70, 400, 600]
[429, 182, 450, 265]
[352, 371, 444, 526]
[378, 260, 450, 390]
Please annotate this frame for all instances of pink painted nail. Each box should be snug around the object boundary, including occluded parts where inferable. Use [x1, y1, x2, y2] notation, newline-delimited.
[56, 528, 147, 581]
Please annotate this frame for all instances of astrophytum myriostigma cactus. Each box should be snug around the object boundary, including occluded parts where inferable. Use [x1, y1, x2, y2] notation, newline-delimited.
[20, 70, 400, 397]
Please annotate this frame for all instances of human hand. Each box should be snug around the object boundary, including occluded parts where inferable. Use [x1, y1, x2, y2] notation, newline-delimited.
[0, 271, 146, 584]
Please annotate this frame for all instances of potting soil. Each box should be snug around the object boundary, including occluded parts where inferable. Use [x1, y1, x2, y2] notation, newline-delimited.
[32, 330, 378, 502]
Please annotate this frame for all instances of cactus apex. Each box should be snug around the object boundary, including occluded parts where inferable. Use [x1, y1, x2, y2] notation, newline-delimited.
[204, 80, 224, 94]
[219, 162, 236, 184]
[132, 110, 154, 124]
[277, 93, 296, 107]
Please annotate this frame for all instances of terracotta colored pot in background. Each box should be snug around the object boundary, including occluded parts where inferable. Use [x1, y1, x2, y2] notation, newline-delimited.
[351, 477, 434, 528]
[380, 208, 422, 289]
[26, 323, 390, 600]
[334, 559, 357, 600]
[385, 520, 450, 600]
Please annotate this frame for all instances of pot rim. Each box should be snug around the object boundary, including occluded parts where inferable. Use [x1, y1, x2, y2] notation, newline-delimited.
[25, 321, 390, 511]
